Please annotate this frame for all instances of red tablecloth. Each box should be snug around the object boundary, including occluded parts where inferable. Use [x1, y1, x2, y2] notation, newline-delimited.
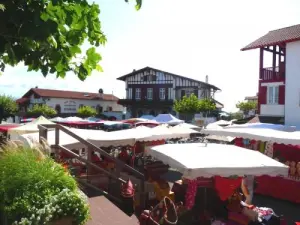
[256, 176, 300, 203]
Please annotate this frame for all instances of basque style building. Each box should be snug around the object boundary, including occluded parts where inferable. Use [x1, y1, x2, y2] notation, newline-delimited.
[241, 24, 300, 126]
[117, 67, 222, 118]
[16, 88, 124, 119]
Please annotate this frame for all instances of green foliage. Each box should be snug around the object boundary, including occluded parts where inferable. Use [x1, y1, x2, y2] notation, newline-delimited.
[236, 101, 257, 113]
[229, 112, 243, 120]
[174, 94, 200, 114]
[174, 94, 216, 115]
[77, 105, 97, 118]
[0, 144, 90, 225]
[125, 0, 142, 10]
[0, 95, 18, 123]
[199, 98, 216, 113]
[28, 104, 57, 117]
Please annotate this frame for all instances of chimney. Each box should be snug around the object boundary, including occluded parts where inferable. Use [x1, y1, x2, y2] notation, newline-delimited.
[205, 75, 208, 83]
[133, 69, 136, 72]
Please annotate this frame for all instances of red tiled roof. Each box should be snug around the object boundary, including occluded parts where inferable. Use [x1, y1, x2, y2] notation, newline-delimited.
[22, 88, 118, 101]
[241, 24, 300, 51]
[16, 97, 29, 104]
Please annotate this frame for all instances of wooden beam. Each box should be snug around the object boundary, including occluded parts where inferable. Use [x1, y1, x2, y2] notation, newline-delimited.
[272, 45, 277, 78]
[259, 48, 264, 79]
[263, 47, 284, 56]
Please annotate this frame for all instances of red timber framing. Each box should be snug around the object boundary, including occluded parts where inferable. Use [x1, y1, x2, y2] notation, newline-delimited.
[259, 44, 286, 82]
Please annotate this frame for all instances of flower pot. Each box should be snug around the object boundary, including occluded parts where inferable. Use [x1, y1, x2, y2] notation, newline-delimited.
[50, 217, 73, 225]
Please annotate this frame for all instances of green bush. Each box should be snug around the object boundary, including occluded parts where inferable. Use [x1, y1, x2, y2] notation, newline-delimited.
[0, 144, 90, 225]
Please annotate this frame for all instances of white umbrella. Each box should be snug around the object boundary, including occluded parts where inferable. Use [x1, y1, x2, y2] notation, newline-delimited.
[148, 143, 288, 179]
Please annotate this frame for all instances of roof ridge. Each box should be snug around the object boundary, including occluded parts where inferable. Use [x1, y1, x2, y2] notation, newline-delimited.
[33, 88, 113, 96]
[269, 23, 300, 32]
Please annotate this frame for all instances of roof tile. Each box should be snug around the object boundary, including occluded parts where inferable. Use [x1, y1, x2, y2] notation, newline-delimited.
[241, 24, 300, 50]
[23, 88, 118, 101]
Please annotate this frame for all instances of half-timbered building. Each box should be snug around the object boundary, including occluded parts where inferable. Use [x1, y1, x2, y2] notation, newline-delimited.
[117, 67, 222, 117]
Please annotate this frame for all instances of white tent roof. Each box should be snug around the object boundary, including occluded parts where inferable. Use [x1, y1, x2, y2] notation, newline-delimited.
[169, 125, 199, 138]
[50, 117, 65, 122]
[202, 127, 300, 145]
[63, 116, 88, 122]
[208, 120, 232, 126]
[140, 115, 155, 120]
[154, 114, 184, 125]
[225, 123, 296, 131]
[148, 143, 288, 179]
[174, 123, 199, 130]
[19, 124, 196, 149]
[9, 116, 55, 136]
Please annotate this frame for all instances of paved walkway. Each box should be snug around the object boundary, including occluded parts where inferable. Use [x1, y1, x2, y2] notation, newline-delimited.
[253, 194, 300, 225]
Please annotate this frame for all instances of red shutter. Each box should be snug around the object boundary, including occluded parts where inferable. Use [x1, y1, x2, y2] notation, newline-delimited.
[278, 85, 285, 104]
[259, 86, 267, 104]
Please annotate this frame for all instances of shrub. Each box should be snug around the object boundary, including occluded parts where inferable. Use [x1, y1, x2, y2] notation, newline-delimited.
[0, 143, 90, 225]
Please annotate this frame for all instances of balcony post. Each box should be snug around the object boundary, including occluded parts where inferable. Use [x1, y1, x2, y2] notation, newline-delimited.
[272, 45, 277, 79]
[259, 48, 264, 79]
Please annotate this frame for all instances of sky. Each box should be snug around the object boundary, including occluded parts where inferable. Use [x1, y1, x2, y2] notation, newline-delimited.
[0, 0, 300, 112]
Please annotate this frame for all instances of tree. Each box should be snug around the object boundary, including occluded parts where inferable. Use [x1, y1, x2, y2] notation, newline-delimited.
[28, 104, 57, 117]
[229, 112, 243, 120]
[199, 98, 217, 117]
[173, 94, 201, 114]
[77, 105, 97, 118]
[236, 101, 257, 115]
[0, 95, 18, 124]
[0, 0, 142, 81]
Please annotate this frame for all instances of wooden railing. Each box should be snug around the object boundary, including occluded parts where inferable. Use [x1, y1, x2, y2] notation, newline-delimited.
[261, 66, 284, 81]
[38, 124, 145, 208]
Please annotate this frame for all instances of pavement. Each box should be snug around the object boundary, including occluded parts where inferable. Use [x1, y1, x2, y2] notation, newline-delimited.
[253, 194, 300, 225]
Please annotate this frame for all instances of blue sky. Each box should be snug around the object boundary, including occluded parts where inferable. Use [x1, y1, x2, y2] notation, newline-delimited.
[0, 0, 300, 111]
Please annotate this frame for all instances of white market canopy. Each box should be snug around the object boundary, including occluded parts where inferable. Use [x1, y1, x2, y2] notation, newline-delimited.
[201, 126, 300, 145]
[154, 114, 184, 125]
[148, 143, 289, 179]
[19, 125, 196, 149]
[224, 123, 296, 131]
[174, 123, 200, 130]
[9, 116, 55, 137]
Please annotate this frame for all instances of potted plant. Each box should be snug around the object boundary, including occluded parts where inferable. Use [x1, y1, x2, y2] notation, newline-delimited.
[0, 142, 90, 225]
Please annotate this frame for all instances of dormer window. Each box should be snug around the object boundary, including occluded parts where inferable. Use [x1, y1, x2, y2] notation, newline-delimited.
[83, 93, 89, 97]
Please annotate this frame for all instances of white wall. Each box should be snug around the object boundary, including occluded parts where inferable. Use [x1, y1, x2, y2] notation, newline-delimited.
[260, 104, 284, 116]
[285, 40, 300, 126]
[29, 95, 123, 114]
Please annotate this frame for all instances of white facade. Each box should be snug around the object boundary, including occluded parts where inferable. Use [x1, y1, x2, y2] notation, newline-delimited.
[28, 95, 123, 114]
[260, 82, 284, 117]
[285, 40, 300, 126]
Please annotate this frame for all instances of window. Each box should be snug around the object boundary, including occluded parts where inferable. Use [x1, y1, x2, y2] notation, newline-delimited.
[127, 88, 132, 99]
[135, 88, 141, 100]
[168, 88, 173, 100]
[267, 86, 279, 104]
[159, 88, 166, 100]
[157, 72, 165, 81]
[147, 88, 153, 100]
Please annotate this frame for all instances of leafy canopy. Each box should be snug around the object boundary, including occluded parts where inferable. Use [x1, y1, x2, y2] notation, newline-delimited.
[0, 95, 18, 123]
[236, 101, 257, 113]
[0, 0, 142, 81]
[28, 104, 57, 117]
[173, 94, 216, 114]
[77, 105, 97, 118]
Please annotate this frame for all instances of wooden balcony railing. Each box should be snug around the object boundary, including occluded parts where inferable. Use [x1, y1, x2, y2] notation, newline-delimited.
[261, 66, 284, 81]
[38, 124, 145, 209]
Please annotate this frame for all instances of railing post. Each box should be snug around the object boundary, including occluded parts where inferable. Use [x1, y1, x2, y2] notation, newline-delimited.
[55, 125, 60, 155]
[38, 125, 48, 144]
[87, 147, 93, 183]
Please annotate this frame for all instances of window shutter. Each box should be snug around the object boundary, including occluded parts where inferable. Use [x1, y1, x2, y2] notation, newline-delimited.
[181, 90, 186, 98]
[278, 85, 285, 104]
[259, 86, 267, 104]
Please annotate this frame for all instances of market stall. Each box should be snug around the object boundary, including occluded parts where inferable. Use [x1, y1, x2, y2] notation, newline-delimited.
[202, 125, 300, 203]
[145, 143, 288, 225]
[153, 114, 184, 125]
[8, 116, 55, 139]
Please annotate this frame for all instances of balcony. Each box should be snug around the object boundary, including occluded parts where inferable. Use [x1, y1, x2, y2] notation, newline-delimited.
[260, 66, 285, 81]
[118, 98, 174, 106]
